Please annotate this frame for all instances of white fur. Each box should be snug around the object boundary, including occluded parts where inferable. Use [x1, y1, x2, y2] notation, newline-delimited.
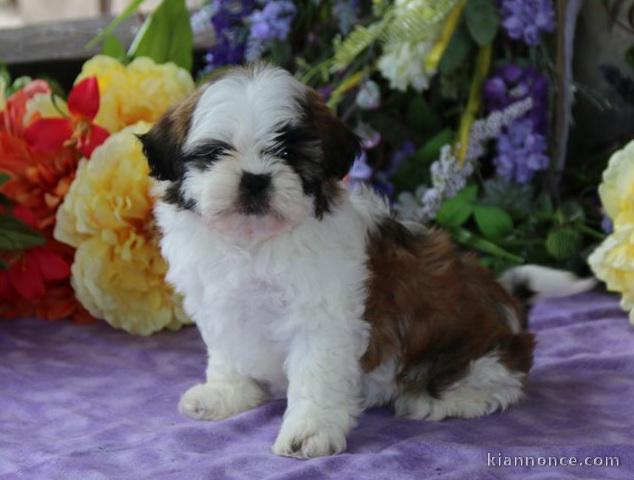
[394, 352, 525, 421]
[499, 264, 597, 305]
[156, 189, 378, 458]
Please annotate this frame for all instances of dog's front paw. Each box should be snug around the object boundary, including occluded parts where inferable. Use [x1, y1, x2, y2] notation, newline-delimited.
[179, 379, 264, 421]
[272, 415, 347, 459]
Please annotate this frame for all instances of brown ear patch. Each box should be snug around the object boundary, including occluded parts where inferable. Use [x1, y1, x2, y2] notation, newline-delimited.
[302, 88, 360, 179]
[361, 219, 534, 396]
[139, 87, 203, 181]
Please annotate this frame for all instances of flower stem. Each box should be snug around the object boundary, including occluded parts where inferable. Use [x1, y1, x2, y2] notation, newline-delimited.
[454, 44, 492, 166]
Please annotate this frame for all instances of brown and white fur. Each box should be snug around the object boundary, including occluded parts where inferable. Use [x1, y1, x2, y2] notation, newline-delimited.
[140, 65, 595, 458]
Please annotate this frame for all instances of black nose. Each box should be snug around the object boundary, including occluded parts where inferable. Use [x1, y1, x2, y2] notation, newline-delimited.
[240, 172, 271, 196]
[238, 172, 271, 215]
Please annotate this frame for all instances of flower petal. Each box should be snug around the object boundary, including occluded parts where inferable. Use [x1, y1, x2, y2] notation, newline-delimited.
[24, 118, 73, 153]
[30, 247, 70, 281]
[8, 253, 46, 300]
[68, 76, 100, 120]
[78, 124, 110, 158]
[0, 270, 12, 299]
[11, 206, 39, 229]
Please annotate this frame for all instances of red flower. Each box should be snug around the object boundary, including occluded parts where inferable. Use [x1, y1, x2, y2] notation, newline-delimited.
[0, 206, 93, 323]
[24, 77, 109, 158]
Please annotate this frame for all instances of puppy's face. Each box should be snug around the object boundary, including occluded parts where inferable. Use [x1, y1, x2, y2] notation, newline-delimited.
[141, 65, 360, 242]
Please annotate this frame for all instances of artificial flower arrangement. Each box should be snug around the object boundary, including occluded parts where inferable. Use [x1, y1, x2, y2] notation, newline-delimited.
[0, 0, 630, 333]
[0, 48, 194, 333]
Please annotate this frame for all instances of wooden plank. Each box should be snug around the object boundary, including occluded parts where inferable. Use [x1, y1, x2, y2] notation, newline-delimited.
[0, 14, 213, 65]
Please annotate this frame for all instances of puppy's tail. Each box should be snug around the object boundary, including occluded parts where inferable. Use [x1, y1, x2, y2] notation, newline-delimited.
[498, 265, 597, 310]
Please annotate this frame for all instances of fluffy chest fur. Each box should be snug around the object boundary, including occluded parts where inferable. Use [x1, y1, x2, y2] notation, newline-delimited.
[154, 189, 377, 392]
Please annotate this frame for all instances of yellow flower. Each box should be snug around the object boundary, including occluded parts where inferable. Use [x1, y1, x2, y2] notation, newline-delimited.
[76, 55, 194, 133]
[589, 139, 634, 325]
[54, 122, 190, 335]
[597, 140, 634, 223]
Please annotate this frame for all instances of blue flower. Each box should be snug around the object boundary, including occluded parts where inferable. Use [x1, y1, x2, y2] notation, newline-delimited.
[494, 118, 549, 184]
[499, 0, 555, 46]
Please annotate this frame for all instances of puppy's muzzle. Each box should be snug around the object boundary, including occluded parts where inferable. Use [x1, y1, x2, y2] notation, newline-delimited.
[238, 171, 271, 215]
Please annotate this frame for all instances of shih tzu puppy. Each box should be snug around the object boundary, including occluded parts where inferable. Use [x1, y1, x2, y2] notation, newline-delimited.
[140, 65, 595, 458]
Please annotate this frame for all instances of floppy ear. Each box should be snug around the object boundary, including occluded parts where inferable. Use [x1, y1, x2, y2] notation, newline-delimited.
[304, 89, 361, 179]
[138, 89, 201, 181]
[137, 118, 183, 181]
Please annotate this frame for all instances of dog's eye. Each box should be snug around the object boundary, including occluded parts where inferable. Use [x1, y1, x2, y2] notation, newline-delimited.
[187, 141, 231, 169]
[264, 145, 289, 160]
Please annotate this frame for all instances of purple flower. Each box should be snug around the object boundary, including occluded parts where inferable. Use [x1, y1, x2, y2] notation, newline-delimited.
[499, 0, 556, 45]
[494, 118, 549, 184]
[245, 1, 296, 61]
[248, 1, 296, 42]
[317, 85, 333, 101]
[484, 64, 548, 133]
[348, 151, 373, 191]
[355, 123, 382, 149]
[203, 0, 256, 70]
[386, 140, 415, 176]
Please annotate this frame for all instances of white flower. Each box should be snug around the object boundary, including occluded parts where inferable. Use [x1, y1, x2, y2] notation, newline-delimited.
[378, 41, 434, 92]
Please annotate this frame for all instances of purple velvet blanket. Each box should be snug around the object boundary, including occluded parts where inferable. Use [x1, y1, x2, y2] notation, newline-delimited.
[1, 293, 633, 479]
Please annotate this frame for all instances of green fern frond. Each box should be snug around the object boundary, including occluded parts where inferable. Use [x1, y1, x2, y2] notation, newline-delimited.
[382, 0, 460, 46]
[332, 19, 390, 71]
[331, 0, 460, 72]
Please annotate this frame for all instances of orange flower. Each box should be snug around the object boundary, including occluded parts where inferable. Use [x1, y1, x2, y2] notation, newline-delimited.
[0, 130, 79, 231]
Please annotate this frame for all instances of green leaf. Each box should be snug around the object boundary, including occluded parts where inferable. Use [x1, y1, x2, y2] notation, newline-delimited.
[473, 205, 513, 240]
[546, 227, 582, 260]
[0, 215, 46, 251]
[481, 178, 534, 220]
[0, 258, 7, 269]
[558, 200, 585, 224]
[8, 76, 31, 96]
[102, 34, 126, 59]
[413, 129, 453, 164]
[390, 130, 454, 194]
[406, 96, 440, 132]
[465, 0, 499, 46]
[534, 192, 554, 221]
[439, 22, 473, 75]
[87, 0, 147, 49]
[0, 195, 10, 208]
[0, 62, 10, 88]
[128, 0, 193, 71]
[626, 45, 634, 72]
[0, 173, 9, 186]
[436, 184, 477, 228]
[269, 40, 292, 66]
[453, 227, 524, 263]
